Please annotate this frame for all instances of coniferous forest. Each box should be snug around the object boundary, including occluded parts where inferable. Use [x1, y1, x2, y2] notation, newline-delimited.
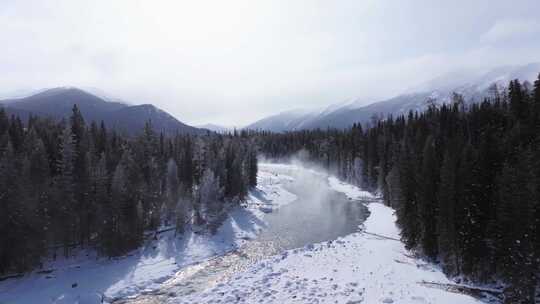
[0, 106, 257, 275]
[256, 75, 540, 302]
[2, 75, 540, 303]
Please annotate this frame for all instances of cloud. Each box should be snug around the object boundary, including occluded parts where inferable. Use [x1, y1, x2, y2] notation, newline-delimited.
[481, 18, 540, 44]
[1, 0, 540, 126]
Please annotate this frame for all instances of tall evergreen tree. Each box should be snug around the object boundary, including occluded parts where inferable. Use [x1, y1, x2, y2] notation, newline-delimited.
[195, 168, 223, 233]
[437, 144, 460, 275]
[532, 73, 540, 131]
[165, 158, 180, 225]
[417, 136, 439, 259]
[55, 125, 77, 257]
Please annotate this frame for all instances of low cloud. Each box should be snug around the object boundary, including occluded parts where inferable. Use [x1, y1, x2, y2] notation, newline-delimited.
[1, 0, 540, 126]
[481, 18, 540, 44]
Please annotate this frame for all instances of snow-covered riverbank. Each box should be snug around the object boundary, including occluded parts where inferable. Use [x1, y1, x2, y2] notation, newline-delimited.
[172, 172, 482, 304]
[0, 164, 482, 304]
[0, 166, 297, 304]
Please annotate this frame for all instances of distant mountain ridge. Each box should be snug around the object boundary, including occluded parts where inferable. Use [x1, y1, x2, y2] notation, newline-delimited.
[196, 123, 235, 133]
[0, 87, 204, 135]
[246, 62, 540, 131]
[243, 109, 318, 133]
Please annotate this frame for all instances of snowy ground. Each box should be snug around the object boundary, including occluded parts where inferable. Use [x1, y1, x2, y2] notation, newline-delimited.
[0, 167, 297, 304]
[170, 171, 482, 304]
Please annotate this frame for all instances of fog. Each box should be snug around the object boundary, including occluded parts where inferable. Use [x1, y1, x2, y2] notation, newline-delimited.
[257, 161, 368, 244]
[260, 148, 347, 174]
[2, 0, 540, 126]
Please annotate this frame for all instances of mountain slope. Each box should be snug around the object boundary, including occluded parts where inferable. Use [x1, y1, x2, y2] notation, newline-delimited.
[1, 87, 126, 123]
[246, 62, 540, 131]
[245, 109, 319, 132]
[107, 104, 205, 135]
[0, 87, 203, 135]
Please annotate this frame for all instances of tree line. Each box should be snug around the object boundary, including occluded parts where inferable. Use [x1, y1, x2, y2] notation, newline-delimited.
[0, 106, 257, 274]
[256, 75, 540, 303]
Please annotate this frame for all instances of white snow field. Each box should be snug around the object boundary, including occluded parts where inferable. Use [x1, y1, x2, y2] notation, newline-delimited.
[171, 168, 482, 304]
[0, 168, 297, 304]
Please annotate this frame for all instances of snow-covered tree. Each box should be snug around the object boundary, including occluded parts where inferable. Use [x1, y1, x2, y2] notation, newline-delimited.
[195, 168, 223, 233]
[175, 194, 190, 235]
[55, 124, 77, 257]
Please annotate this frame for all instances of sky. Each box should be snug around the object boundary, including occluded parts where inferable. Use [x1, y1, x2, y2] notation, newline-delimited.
[1, 0, 540, 126]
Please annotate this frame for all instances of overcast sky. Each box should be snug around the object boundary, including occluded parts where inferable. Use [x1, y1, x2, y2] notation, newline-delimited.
[2, 0, 540, 126]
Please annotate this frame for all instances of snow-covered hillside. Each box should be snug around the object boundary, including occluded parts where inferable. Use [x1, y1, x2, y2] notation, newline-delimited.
[245, 109, 320, 132]
[245, 62, 540, 132]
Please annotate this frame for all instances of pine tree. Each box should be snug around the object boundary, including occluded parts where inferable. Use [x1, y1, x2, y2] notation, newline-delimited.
[136, 121, 162, 230]
[179, 137, 194, 191]
[247, 145, 258, 188]
[195, 168, 223, 233]
[111, 149, 144, 253]
[417, 136, 439, 259]
[395, 138, 420, 249]
[437, 145, 460, 275]
[0, 109, 8, 136]
[165, 158, 180, 225]
[97, 120, 107, 155]
[509, 79, 527, 121]
[8, 116, 24, 152]
[55, 125, 77, 257]
[0, 141, 27, 272]
[175, 195, 190, 235]
[26, 129, 51, 187]
[91, 153, 112, 254]
[70, 104, 88, 195]
[384, 162, 402, 209]
[532, 73, 540, 131]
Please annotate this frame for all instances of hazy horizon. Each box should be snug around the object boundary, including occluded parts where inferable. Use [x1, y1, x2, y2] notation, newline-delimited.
[2, 0, 540, 126]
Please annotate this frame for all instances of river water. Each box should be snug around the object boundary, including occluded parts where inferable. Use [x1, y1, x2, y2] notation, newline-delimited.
[115, 166, 369, 304]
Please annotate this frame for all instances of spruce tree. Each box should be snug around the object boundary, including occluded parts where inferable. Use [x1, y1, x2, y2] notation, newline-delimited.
[0, 109, 8, 136]
[0, 141, 27, 272]
[55, 125, 77, 257]
[532, 73, 540, 131]
[437, 145, 459, 275]
[196, 168, 223, 233]
[247, 145, 258, 188]
[509, 79, 526, 121]
[417, 136, 439, 259]
[395, 138, 420, 249]
[165, 158, 180, 225]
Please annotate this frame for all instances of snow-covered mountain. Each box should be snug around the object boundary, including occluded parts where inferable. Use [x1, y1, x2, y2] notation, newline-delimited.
[245, 108, 320, 132]
[246, 62, 540, 131]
